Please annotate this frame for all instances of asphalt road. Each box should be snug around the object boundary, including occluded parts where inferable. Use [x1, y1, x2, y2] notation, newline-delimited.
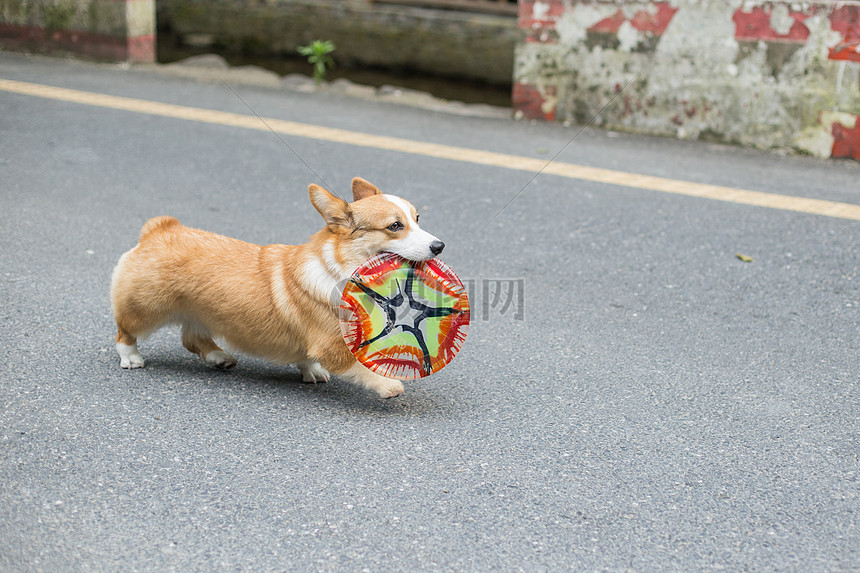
[1, 52, 858, 571]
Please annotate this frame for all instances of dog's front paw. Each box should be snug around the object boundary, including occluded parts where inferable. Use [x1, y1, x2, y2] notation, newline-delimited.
[375, 378, 404, 399]
[205, 350, 238, 370]
[120, 356, 145, 369]
[343, 363, 405, 398]
[117, 343, 145, 369]
[298, 361, 331, 383]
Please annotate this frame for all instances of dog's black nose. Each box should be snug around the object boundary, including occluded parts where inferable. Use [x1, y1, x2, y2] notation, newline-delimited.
[430, 241, 445, 256]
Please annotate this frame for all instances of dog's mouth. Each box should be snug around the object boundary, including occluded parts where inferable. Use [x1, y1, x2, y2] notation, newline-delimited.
[380, 240, 444, 263]
[380, 250, 425, 263]
[384, 252, 436, 263]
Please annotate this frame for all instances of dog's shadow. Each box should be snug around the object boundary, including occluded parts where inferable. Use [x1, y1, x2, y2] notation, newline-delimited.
[130, 351, 455, 418]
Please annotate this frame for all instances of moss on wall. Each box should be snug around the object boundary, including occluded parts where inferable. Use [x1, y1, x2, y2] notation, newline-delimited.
[1, 0, 27, 23]
[0, 0, 133, 35]
[41, 0, 77, 31]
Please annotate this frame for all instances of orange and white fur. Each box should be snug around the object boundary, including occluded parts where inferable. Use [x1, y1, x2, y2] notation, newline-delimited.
[110, 178, 444, 398]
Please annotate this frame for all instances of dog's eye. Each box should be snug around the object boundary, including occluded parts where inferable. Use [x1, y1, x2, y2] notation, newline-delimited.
[387, 222, 403, 232]
[415, 214, 420, 223]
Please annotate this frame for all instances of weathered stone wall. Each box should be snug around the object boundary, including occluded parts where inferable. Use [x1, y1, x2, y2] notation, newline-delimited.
[514, 0, 860, 160]
[157, 0, 520, 85]
[0, 0, 155, 62]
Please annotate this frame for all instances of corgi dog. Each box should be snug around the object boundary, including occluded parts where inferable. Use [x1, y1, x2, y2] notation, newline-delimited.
[110, 178, 444, 398]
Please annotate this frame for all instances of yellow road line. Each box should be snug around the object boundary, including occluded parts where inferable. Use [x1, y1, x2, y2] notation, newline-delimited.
[2, 77, 858, 222]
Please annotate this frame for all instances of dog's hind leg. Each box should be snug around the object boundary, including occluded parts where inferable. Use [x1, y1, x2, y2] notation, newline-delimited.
[116, 326, 145, 369]
[114, 299, 161, 369]
[297, 361, 331, 383]
[181, 321, 238, 370]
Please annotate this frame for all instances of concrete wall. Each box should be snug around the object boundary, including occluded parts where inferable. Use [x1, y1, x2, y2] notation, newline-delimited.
[157, 0, 520, 86]
[0, 0, 155, 62]
[514, 0, 860, 160]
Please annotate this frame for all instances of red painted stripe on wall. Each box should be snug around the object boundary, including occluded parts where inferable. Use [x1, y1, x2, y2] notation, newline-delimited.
[0, 24, 154, 62]
[831, 117, 860, 160]
[829, 5, 860, 61]
[590, 3, 678, 35]
[732, 6, 811, 42]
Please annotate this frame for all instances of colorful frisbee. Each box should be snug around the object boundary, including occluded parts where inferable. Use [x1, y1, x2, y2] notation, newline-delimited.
[339, 252, 470, 379]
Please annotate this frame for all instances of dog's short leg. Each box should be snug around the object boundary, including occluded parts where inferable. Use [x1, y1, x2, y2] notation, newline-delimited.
[341, 362, 404, 398]
[205, 350, 238, 370]
[298, 361, 331, 383]
[117, 342, 145, 369]
[116, 327, 145, 369]
[181, 321, 238, 370]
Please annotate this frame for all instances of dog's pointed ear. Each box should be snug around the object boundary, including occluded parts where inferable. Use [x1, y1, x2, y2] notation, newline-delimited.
[352, 177, 382, 202]
[309, 184, 353, 230]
